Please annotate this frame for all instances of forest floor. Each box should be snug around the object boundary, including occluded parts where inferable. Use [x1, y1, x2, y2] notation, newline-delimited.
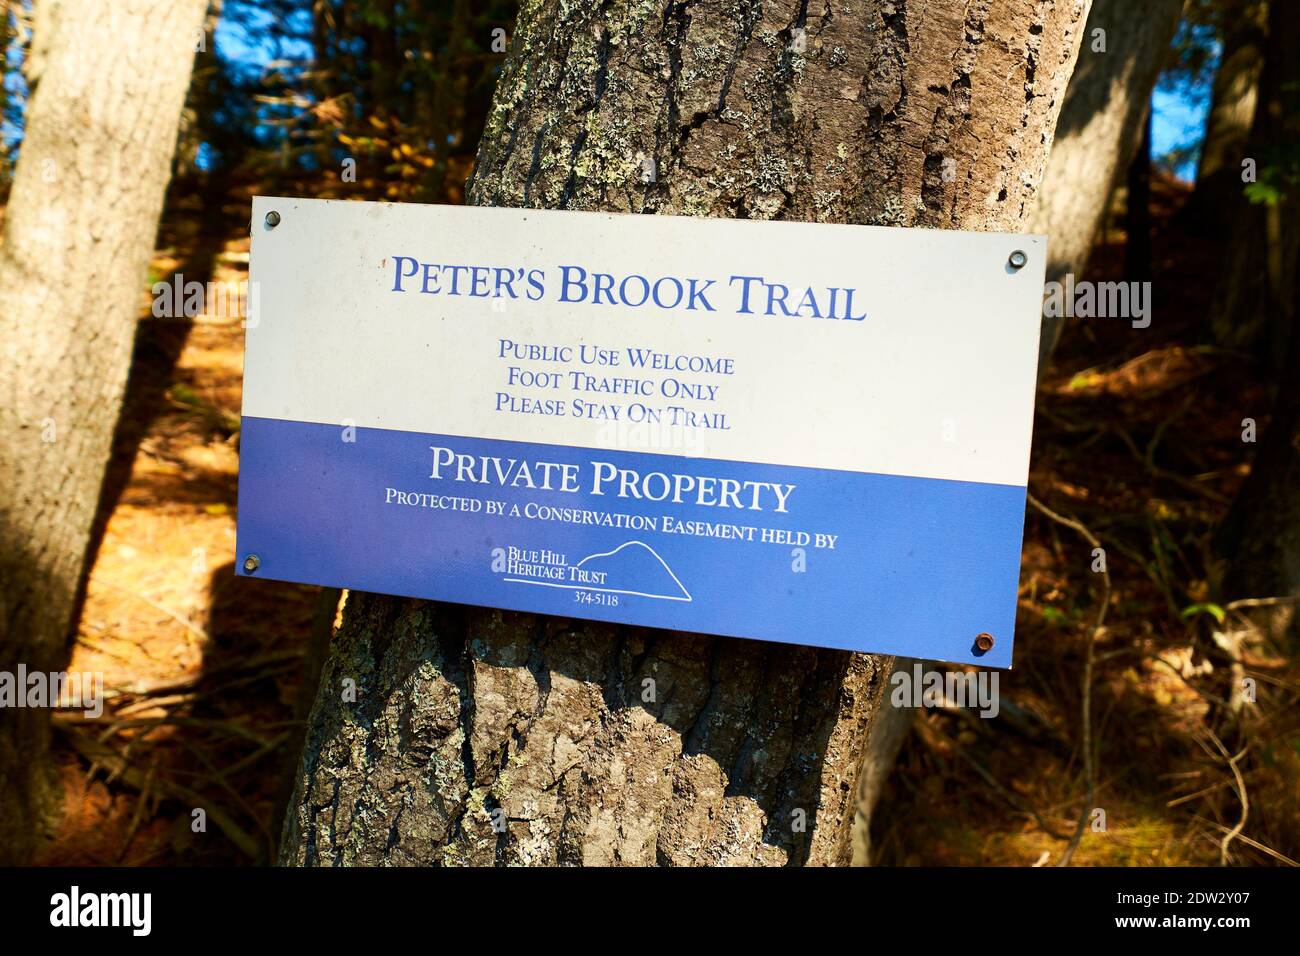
[33, 174, 1300, 867]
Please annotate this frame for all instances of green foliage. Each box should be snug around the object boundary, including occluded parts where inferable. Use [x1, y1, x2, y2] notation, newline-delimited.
[178, 0, 516, 203]
[1160, 0, 1221, 99]
[1179, 602, 1226, 624]
[302, 0, 518, 201]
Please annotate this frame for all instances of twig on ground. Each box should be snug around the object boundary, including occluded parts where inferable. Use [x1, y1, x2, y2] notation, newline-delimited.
[94, 577, 210, 645]
[1224, 596, 1300, 610]
[1193, 817, 1297, 867]
[55, 723, 261, 860]
[921, 718, 1074, 842]
[1203, 729, 1249, 867]
[1028, 493, 1110, 868]
[1110, 410, 1229, 504]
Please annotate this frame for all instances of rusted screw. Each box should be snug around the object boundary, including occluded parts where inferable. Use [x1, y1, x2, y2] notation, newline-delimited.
[243, 554, 260, 574]
[974, 632, 995, 653]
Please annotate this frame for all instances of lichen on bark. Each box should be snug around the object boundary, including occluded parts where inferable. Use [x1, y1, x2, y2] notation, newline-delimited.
[470, 0, 1088, 229]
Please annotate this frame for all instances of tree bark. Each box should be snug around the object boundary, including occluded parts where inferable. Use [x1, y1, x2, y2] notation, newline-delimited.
[0, 2, 11, 184]
[1186, 0, 1267, 232]
[0, 0, 209, 864]
[850, 658, 915, 865]
[280, 0, 1092, 867]
[1213, 0, 1300, 635]
[1125, 109, 1152, 281]
[1207, 0, 1300, 359]
[1214, 293, 1300, 639]
[1027, 0, 1183, 371]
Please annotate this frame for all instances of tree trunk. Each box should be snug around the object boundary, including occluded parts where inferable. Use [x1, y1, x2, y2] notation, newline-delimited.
[0, 2, 11, 184]
[850, 658, 915, 865]
[1125, 109, 1153, 281]
[1214, 294, 1300, 639]
[1186, 0, 1266, 231]
[420, 0, 471, 202]
[1213, 0, 1300, 635]
[280, 0, 1092, 867]
[1207, 0, 1300, 359]
[0, 0, 208, 864]
[1028, 0, 1183, 371]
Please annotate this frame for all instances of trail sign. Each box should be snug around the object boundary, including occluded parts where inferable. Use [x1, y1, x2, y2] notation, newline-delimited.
[237, 197, 1045, 667]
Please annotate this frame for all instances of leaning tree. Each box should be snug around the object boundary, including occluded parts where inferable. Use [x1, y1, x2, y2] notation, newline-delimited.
[0, 0, 210, 863]
[1027, 0, 1183, 370]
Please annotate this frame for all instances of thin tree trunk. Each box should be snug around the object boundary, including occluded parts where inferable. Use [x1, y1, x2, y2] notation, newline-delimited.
[1186, 0, 1266, 231]
[1207, 0, 1300, 359]
[1028, 0, 1183, 372]
[1214, 294, 1300, 640]
[421, 0, 471, 202]
[0, 0, 209, 864]
[1212, 1, 1300, 639]
[1125, 109, 1153, 281]
[0, 1, 11, 183]
[280, 0, 1092, 867]
[850, 658, 915, 865]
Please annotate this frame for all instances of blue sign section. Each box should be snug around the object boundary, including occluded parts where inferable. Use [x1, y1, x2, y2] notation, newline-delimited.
[236, 417, 1025, 666]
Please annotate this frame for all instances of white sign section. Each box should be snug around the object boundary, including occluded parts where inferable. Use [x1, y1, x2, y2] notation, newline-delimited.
[237, 197, 1046, 667]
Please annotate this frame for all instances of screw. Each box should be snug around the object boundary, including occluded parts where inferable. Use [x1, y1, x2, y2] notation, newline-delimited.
[265, 210, 281, 229]
[243, 554, 260, 574]
[1007, 249, 1028, 271]
[974, 632, 995, 653]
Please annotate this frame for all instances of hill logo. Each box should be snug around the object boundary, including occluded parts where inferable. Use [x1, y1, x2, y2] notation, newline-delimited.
[495, 541, 691, 602]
